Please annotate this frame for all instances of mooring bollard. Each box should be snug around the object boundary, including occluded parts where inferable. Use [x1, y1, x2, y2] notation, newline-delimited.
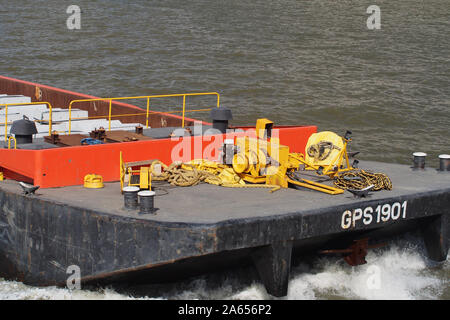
[438, 154, 450, 172]
[412, 152, 427, 170]
[123, 186, 140, 210]
[138, 190, 156, 215]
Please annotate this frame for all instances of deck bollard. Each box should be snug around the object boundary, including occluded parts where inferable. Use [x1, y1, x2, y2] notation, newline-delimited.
[438, 154, 450, 172]
[412, 152, 427, 170]
[123, 186, 140, 210]
[138, 190, 156, 215]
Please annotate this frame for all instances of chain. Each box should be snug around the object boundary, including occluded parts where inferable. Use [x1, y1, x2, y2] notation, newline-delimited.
[334, 169, 393, 191]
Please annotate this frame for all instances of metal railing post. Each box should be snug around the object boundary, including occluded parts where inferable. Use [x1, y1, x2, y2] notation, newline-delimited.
[108, 99, 112, 131]
[146, 97, 150, 128]
[4, 105, 8, 141]
[182, 95, 186, 128]
[68, 102, 72, 134]
[8, 136, 16, 149]
[48, 102, 52, 135]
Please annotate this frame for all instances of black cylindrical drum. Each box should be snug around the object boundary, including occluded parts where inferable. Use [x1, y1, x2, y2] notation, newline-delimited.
[210, 107, 232, 134]
[123, 186, 139, 210]
[212, 120, 228, 134]
[439, 154, 450, 171]
[15, 134, 33, 144]
[413, 152, 427, 170]
[138, 190, 156, 215]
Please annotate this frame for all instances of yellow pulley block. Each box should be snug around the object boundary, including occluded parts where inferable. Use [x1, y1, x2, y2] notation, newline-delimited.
[84, 174, 104, 189]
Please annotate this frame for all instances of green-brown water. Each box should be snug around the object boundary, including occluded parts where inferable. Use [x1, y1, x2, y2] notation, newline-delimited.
[0, 0, 448, 299]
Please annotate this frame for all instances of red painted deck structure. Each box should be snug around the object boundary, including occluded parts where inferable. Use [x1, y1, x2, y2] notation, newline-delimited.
[0, 76, 316, 188]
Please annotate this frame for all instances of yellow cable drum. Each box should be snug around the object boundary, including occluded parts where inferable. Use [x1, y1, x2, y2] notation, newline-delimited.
[304, 131, 344, 167]
[232, 148, 268, 177]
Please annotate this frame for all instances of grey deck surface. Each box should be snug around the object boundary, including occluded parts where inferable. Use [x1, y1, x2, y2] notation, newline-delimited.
[1, 161, 449, 224]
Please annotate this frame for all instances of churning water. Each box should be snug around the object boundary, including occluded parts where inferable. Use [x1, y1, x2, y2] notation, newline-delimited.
[0, 0, 449, 299]
[0, 234, 448, 300]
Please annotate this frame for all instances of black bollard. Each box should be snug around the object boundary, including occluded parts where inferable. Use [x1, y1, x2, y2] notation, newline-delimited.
[439, 154, 450, 172]
[123, 186, 139, 210]
[412, 152, 427, 170]
[138, 190, 156, 215]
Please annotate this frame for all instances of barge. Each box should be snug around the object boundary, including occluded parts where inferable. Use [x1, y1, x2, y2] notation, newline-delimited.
[0, 75, 448, 297]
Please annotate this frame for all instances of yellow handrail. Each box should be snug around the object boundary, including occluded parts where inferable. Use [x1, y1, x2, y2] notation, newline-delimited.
[67, 92, 220, 134]
[0, 102, 53, 141]
[69, 108, 214, 121]
[7, 136, 16, 149]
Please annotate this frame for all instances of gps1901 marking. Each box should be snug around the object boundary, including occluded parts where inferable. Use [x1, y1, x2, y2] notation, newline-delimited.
[341, 201, 407, 229]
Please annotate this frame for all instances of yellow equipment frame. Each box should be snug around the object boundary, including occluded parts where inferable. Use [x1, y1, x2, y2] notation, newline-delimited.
[120, 151, 153, 192]
[289, 134, 354, 179]
[232, 129, 345, 195]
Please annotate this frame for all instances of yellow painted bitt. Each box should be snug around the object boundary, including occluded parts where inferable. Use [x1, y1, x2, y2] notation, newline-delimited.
[84, 174, 104, 189]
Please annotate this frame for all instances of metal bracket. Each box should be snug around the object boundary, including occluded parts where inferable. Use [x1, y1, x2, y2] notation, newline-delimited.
[320, 238, 386, 266]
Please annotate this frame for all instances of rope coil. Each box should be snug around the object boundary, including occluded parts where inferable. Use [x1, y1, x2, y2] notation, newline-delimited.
[152, 161, 280, 192]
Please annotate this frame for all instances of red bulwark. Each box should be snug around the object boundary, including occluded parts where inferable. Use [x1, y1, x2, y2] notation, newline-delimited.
[0, 126, 316, 188]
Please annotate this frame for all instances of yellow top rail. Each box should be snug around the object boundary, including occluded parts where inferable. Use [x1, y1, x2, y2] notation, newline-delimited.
[68, 92, 220, 134]
[0, 102, 53, 141]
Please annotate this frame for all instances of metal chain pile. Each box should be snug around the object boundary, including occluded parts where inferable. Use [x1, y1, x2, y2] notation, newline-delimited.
[334, 169, 393, 191]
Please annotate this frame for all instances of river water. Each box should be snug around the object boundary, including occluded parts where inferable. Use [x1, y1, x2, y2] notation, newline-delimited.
[0, 0, 448, 300]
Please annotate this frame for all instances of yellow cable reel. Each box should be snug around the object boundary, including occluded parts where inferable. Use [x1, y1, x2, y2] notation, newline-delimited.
[304, 131, 344, 167]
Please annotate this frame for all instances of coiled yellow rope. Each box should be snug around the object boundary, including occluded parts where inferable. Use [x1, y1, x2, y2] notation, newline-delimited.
[152, 161, 280, 192]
